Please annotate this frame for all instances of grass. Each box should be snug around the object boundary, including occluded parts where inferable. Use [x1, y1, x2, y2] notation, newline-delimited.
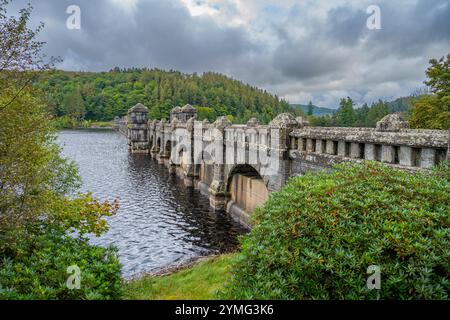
[123, 254, 234, 300]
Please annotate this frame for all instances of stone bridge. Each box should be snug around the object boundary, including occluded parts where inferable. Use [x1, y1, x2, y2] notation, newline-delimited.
[114, 103, 449, 228]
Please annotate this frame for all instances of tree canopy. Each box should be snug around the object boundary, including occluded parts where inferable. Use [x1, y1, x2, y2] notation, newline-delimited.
[410, 54, 450, 129]
[37, 69, 297, 124]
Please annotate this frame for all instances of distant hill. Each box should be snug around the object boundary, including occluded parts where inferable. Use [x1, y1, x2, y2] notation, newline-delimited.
[290, 104, 336, 116]
[37, 69, 294, 124]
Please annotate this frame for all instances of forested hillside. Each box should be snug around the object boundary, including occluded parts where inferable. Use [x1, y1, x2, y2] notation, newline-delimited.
[37, 69, 295, 124]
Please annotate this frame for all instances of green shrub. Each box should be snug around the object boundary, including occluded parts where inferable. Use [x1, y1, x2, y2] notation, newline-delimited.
[221, 162, 450, 299]
[0, 229, 122, 300]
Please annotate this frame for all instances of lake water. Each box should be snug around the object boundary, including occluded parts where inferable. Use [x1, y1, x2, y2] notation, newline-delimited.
[57, 129, 247, 279]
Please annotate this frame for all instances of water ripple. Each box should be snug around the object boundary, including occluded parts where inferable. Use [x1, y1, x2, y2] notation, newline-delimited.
[58, 129, 247, 279]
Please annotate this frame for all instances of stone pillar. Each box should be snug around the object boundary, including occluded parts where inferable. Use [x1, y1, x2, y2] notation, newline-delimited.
[364, 144, 376, 160]
[306, 139, 314, 152]
[337, 141, 346, 157]
[421, 148, 435, 169]
[157, 120, 170, 165]
[381, 145, 395, 163]
[208, 117, 232, 210]
[350, 143, 360, 159]
[183, 118, 198, 187]
[149, 120, 158, 158]
[127, 103, 149, 154]
[399, 146, 413, 167]
[266, 113, 299, 191]
[326, 140, 335, 155]
[314, 139, 322, 154]
[298, 138, 305, 151]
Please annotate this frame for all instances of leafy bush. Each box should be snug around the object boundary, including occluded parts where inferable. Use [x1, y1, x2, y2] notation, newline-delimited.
[0, 229, 122, 300]
[0, 2, 122, 300]
[221, 162, 450, 299]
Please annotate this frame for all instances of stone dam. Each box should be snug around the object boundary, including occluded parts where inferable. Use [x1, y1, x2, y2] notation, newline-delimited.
[114, 103, 449, 228]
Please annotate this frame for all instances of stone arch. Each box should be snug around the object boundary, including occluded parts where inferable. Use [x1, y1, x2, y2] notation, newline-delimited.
[226, 164, 269, 216]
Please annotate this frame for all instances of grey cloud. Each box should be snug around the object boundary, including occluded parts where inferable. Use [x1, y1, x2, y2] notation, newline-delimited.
[6, 0, 450, 107]
[13, 0, 255, 72]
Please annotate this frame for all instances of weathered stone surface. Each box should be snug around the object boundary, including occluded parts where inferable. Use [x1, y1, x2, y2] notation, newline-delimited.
[269, 113, 298, 128]
[295, 116, 310, 128]
[119, 103, 449, 228]
[350, 143, 360, 159]
[364, 144, 376, 160]
[128, 103, 148, 114]
[246, 117, 259, 127]
[127, 104, 149, 154]
[399, 146, 413, 166]
[291, 127, 447, 148]
[381, 145, 395, 163]
[213, 116, 232, 130]
[421, 148, 435, 169]
[376, 113, 410, 132]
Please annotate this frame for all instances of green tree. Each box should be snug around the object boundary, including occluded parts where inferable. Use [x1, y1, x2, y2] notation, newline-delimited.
[63, 86, 85, 121]
[410, 54, 450, 129]
[307, 101, 314, 116]
[0, 1, 121, 299]
[355, 103, 369, 127]
[367, 100, 389, 127]
[335, 97, 356, 127]
[221, 162, 450, 300]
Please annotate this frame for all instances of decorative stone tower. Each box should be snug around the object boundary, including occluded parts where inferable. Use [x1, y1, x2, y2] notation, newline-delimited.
[180, 104, 197, 122]
[127, 103, 149, 154]
[268, 113, 299, 190]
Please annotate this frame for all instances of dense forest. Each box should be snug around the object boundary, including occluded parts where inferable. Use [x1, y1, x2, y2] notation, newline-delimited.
[37, 55, 448, 130]
[37, 69, 297, 124]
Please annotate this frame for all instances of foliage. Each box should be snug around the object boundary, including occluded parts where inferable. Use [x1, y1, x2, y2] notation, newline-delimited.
[0, 228, 122, 300]
[221, 162, 450, 299]
[307, 101, 314, 116]
[366, 100, 389, 127]
[410, 54, 450, 129]
[0, 1, 122, 300]
[309, 99, 393, 128]
[124, 255, 233, 300]
[36, 69, 293, 124]
[335, 97, 356, 127]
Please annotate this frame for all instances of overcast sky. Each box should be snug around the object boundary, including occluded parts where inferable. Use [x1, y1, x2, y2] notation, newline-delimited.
[7, 0, 450, 107]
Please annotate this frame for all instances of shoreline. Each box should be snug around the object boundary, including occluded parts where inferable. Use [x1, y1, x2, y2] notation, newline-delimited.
[124, 254, 223, 282]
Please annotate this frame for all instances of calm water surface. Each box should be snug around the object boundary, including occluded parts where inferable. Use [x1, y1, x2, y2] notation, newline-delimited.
[57, 129, 247, 279]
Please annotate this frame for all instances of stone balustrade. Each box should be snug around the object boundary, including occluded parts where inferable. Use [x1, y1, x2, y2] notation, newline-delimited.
[115, 103, 449, 227]
[290, 126, 448, 170]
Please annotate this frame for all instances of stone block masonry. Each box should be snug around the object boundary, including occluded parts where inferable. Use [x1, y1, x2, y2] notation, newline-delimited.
[114, 104, 449, 228]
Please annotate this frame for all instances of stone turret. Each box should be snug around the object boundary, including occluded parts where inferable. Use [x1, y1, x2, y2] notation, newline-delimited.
[127, 103, 149, 153]
[170, 104, 197, 122]
[170, 106, 182, 122]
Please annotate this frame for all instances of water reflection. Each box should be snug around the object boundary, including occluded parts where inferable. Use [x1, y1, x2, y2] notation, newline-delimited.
[58, 129, 247, 279]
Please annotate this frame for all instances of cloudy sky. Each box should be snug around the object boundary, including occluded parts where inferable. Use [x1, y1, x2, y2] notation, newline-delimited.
[7, 0, 450, 107]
